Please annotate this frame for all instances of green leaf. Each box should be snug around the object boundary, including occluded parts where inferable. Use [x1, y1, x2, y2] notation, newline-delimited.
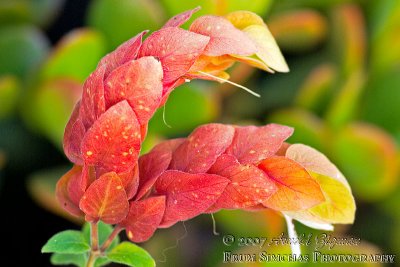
[0, 25, 49, 78]
[94, 257, 111, 267]
[40, 29, 106, 82]
[331, 123, 399, 201]
[87, 0, 162, 50]
[106, 242, 155, 267]
[50, 253, 87, 267]
[268, 108, 325, 151]
[295, 63, 337, 115]
[268, 9, 328, 53]
[28, 78, 81, 147]
[325, 70, 365, 129]
[369, 0, 400, 73]
[82, 221, 120, 251]
[42, 230, 90, 254]
[148, 84, 218, 136]
[26, 166, 82, 223]
[362, 69, 400, 136]
[330, 4, 366, 77]
[0, 0, 65, 27]
[0, 75, 20, 119]
[161, 0, 272, 18]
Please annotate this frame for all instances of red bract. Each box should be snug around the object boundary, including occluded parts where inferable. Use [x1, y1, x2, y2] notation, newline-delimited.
[170, 124, 235, 173]
[120, 196, 166, 243]
[208, 154, 276, 211]
[99, 31, 148, 76]
[139, 27, 209, 85]
[189, 15, 257, 56]
[154, 170, 229, 228]
[136, 139, 185, 200]
[59, 8, 294, 241]
[162, 7, 201, 28]
[56, 165, 84, 217]
[104, 56, 163, 126]
[81, 100, 141, 176]
[63, 101, 85, 165]
[225, 124, 293, 164]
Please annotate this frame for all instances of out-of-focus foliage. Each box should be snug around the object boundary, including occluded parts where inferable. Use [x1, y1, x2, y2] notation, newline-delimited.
[0, 0, 399, 266]
[0, 0, 65, 27]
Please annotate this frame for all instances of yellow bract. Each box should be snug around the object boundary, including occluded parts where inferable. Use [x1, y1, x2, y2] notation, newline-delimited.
[226, 11, 289, 73]
[285, 144, 356, 226]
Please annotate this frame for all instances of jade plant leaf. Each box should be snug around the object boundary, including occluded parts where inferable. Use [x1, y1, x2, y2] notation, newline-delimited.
[331, 123, 398, 200]
[0, 75, 20, 119]
[148, 84, 219, 136]
[0, 25, 49, 78]
[268, 108, 325, 151]
[267, 9, 328, 53]
[39, 29, 106, 82]
[87, 0, 162, 50]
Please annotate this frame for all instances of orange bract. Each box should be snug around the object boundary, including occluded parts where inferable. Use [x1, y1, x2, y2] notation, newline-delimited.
[79, 172, 129, 224]
[259, 156, 325, 211]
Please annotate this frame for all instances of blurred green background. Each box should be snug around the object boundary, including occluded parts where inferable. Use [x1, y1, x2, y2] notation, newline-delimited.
[0, 0, 399, 266]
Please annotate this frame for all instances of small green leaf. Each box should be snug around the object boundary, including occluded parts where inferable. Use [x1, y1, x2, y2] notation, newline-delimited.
[42, 230, 90, 254]
[82, 221, 120, 251]
[94, 257, 111, 267]
[50, 253, 87, 267]
[106, 242, 155, 267]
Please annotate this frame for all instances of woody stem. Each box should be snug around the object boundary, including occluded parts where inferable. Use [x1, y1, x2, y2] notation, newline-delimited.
[100, 225, 123, 252]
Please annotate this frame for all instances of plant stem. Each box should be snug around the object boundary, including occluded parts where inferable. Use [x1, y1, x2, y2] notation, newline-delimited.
[91, 221, 99, 251]
[100, 225, 123, 252]
[86, 250, 98, 267]
[284, 214, 301, 257]
[86, 222, 99, 267]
